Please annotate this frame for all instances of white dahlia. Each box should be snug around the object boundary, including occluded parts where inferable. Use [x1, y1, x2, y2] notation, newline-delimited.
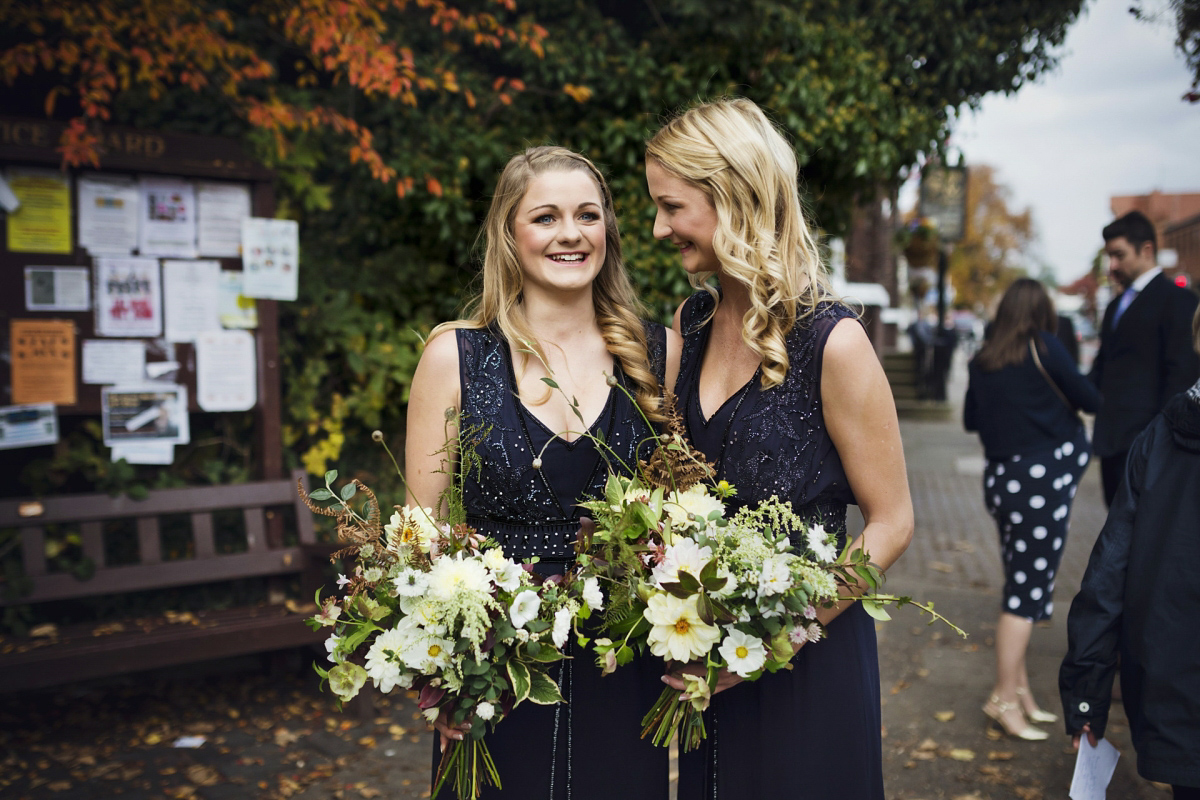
[644, 593, 721, 663]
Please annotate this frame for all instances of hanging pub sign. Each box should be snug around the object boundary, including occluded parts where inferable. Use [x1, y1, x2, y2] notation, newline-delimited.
[918, 165, 968, 244]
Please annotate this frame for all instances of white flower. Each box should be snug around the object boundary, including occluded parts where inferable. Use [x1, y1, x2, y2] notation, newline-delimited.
[384, 507, 439, 555]
[404, 635, 454, 674]
[718, 628, 767, 677]
[552, 607, 573, 648]
[509, 590, 542, 629]
[582, 577, 604, 611]
[422, 707, 440, 723]
[481, 548, 509, 572]
[394, 567, 429, 597]
[324, 633, 342, 663]
[476, 701, 496, 721]
[364, 627, 414, 693]
[665, 485, 724, 529]
[652, 538, 714, 588]
[758, 554, 794, 596]
[363, 566, 384, 583]
[427, 553, 492, 599]
[315, 598, 341, 627]
[644, 593, 721, 662]
[491, 561, 525, 593]
[336, 573, 351, 589]
[806, 523, 838, 563]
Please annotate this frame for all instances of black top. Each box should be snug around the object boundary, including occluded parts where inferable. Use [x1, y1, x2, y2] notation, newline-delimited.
[1059, 386, 1200, 786]
[677, 291, 857, 534]
[964, 331, 1101, 460]
[456, 323, 666, 565]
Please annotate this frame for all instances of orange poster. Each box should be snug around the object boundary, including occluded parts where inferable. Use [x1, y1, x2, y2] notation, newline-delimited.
[10, 319, 77, 405]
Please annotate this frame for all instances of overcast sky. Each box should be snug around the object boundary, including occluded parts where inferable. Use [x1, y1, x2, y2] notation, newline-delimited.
[904, 0, 1200, 284]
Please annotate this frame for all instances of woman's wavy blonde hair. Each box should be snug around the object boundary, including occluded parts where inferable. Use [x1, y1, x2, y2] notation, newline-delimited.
[645, 97, 833, 389]
[430, 145, 665, 423]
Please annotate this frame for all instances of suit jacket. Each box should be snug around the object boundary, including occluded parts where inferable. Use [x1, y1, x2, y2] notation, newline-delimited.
[1089, 272, 1200, 458]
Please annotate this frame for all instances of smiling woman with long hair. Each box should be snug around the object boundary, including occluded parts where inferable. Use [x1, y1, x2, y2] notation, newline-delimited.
[405, 146, 680, 798]
[965, 277, 1100, 741]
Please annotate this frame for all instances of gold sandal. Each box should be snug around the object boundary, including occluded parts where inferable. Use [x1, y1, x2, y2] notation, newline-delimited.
[983, 694, 1049, 741]
[1016, 687, 1058, 724]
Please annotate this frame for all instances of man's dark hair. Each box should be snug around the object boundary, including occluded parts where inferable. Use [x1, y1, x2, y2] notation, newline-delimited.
[1102, 210, 1157, 255]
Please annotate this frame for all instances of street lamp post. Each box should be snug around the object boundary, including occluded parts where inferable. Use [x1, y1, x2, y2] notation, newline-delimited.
[918, 164, 968, 401]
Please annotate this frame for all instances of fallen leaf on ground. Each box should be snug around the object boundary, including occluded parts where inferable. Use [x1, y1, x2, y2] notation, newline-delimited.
[92, 622, 125, 636]
[388, 724, 408, 737]
[274, 728, 301, 747]
[186, 764, 220, 786]
[929, 561, 954, 573]
[1014, 788, 1043, 800]
[988, 751, 1015, 760]
[948, 748, 976, 761]
[47, 781, 71, 791]
[916, 738, 938, 751]
[934, 710, 955, 722]
[30, 623, 59, 638]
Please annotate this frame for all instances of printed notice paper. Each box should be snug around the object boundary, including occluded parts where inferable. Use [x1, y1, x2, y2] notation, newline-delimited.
[218, 270, 257, 329]
[197, 182, 251, 258]
[162, 259, 221, 343]
[1070, 736, 1120, 800]
[94, 257, 162, 337]
[196, 330, 257, 411]
[25, 267, 90, 312]
[10, 319, 77, 406]
[241, 217, 299, 301]
[101, 385, 190, 447]
[82, 340, 146, 385]
[5, 169, 71, 254]
[138, 177, 197, 258]
[78, 174, 139, 255]
[0, 404, 59, 451]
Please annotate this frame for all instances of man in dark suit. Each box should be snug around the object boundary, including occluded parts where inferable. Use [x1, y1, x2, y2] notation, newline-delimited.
[1091, 210, 1200, 506]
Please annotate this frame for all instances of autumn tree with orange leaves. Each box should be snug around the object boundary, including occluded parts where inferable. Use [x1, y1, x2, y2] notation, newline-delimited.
[0, 0, 546, 196]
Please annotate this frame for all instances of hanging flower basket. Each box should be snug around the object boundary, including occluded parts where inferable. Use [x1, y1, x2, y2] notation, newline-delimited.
[896, 218, 940, 267]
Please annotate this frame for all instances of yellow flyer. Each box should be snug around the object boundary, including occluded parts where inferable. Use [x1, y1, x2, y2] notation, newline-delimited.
[5, 170, 72, 254]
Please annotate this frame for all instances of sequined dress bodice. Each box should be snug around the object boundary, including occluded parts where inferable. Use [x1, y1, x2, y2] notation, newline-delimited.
[457, 324, 666, 564]
[677, 291, 857, 533]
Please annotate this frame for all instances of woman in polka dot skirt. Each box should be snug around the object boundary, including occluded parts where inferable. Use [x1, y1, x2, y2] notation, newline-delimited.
[965, 279, 1101, 740]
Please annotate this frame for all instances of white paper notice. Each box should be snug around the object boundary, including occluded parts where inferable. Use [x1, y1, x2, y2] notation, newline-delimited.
[112, 441, 175, 465]
[197, 182, 251, 258]
[0, 403, 59, 450]
[139, 178, 197, 258]
[241, 217, 299, 301]
[78, 174, 139, 255]
[162, 259, 221, 343]
[25, 266, 90, 311]
[1070, 737, 1120, 800]
[101, 384, 190, 447]
[196, 330, 257, 411]
[218, 270, 257, 329]
[94, 257, 163, 337]
[82, 340, 146, 385]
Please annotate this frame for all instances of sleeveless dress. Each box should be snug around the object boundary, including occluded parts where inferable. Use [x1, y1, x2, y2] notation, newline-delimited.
[675, 291, 885, 800]
[429, 324, 670, 799]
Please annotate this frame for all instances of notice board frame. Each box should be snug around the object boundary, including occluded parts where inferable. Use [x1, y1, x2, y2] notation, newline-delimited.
[0, 118, 285, 482]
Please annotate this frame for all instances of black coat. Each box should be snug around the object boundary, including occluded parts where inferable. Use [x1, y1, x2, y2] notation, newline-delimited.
[1059, 387, 1200, 787]
[1089, 272, 1199, 458]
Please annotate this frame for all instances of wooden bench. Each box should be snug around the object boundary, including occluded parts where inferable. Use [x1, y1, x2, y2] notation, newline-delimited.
[0, 470, 334, 692]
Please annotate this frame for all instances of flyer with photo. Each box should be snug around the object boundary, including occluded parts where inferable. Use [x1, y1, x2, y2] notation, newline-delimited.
[94, 257, 163, 337]
[101, 385, 190, 447]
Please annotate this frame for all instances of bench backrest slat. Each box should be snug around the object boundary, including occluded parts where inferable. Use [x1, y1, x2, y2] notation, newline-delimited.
[20, 527, 46, 577]
[191, 512, 215, 559]
[137, 517, 161, 564]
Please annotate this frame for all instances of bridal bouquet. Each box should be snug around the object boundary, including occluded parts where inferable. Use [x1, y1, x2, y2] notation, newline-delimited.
[572, 404, 961, 752]
[303, 453, 596, 799]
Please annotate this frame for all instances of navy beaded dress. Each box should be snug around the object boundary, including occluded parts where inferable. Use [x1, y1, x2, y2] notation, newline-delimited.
[430, 324, 670, 799]
[675, 291, 884, 800]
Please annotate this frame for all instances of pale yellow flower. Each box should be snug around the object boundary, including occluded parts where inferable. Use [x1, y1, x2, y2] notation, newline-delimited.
[644, 593, 721, 662]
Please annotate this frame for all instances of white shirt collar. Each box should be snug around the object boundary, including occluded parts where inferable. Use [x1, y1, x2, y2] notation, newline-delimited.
[1130, 266, 1162, 293]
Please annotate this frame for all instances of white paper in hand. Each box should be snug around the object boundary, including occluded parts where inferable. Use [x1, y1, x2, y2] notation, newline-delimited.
[1070, 736, 1120, 800]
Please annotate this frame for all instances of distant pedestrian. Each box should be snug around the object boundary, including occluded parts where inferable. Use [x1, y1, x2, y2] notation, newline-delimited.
[1090, 210, 1199, 507]
[1059, 305, 1200, 799]
[964, 278, 1101, 741]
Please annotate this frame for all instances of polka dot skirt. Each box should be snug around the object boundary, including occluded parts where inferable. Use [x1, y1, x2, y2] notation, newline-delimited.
[983, 427, 1091, 621]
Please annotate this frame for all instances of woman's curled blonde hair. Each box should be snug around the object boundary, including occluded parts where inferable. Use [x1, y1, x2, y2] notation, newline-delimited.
[431, 145, 665, 423]
[645, 97, 832, 389]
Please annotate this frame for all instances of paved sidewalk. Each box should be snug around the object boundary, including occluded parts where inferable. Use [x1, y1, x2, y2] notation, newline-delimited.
[2, 354, 1166, 799]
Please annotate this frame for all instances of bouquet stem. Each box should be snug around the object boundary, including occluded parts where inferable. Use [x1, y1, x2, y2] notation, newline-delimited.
[640, 686, 707, 752]
[432, 738, 500, 800]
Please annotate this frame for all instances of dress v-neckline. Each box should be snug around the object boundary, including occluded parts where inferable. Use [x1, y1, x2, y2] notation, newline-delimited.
[693, 318, 760, 426]
[501, 342, 615, 447]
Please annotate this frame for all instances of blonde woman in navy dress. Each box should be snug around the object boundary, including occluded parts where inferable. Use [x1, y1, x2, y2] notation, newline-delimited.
[645, 98, 914, 799]
[406, 146, 680, 798]
[965, 278, 1100, 740]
